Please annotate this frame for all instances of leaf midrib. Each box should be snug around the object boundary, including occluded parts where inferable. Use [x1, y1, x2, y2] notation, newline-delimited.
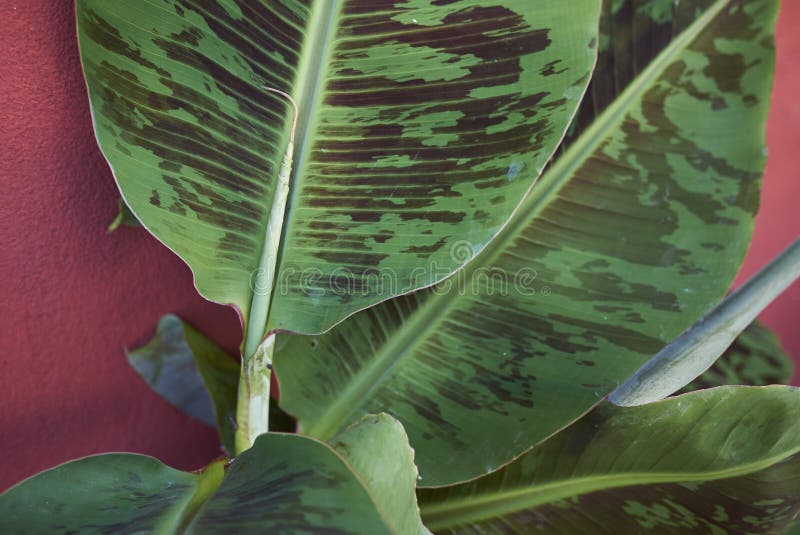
[421, 449, 800, 530]
[297, 0, 729, 439]
[246, 0, 342, 356]
[301, 290, 457, 440]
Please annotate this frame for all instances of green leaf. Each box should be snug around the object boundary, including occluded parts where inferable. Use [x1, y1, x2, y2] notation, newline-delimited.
[418, 386, 800, 533]
[331, 414, 428, 535]
[0, 454, 225, 534]
[559, 0, 717, 153]
[76, 1, 600, 353]
[127, 314, 240, 453]
[682, 320, 793, 392]
[0, 433, 393, 534]
[611, 237, 800, 405]
[107, 197, 141, 232]
[189, 433, 391, 533]
[274, 0, 778, 486]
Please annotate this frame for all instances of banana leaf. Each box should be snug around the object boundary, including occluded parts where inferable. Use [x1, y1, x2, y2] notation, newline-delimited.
[0, 421, 423, 533]
[76, 0, 600, 354]
[418, 386, 800, 533]
[331, 413, 429, 535]
[274, 0, 778, 485]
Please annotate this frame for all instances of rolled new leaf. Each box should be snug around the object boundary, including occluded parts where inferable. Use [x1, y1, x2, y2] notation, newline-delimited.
[419, 386, 800, 533]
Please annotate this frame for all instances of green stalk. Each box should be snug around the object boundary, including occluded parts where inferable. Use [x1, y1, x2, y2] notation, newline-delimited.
[243, 116, 295, 361]
[610, 237, 800, 406]
[235, 336, 275, 455]
[237, 1, 339, 449]
[237, 134, 291, 452]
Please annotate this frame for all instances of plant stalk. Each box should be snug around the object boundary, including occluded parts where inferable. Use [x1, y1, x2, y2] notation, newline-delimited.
[610, 237, 800, 406]
[237, 92, 298, 453]
[235, 336, 274, 455]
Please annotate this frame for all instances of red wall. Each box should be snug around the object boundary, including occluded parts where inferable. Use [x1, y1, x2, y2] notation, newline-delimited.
[2, 2, 798, 491]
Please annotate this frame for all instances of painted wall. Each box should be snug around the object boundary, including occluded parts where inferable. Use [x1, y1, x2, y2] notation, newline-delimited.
[1, 2, 798, 491]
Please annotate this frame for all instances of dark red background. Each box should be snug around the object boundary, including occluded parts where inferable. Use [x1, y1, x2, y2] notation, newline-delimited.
[2, 2, 798, 491]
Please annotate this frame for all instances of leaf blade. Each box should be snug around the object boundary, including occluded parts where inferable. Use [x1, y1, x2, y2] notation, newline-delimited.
[188, 433, 392, 534]
[331, 414, 428, 535]
[0, 453, 222, 534]
[0, 434, 394, 534]
[76, 0, 601, 345]
[419, 386, 800, 533]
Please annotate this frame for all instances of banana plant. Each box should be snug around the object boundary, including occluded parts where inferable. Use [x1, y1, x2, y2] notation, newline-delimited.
[75, 0, 601, 450]
[2, 299, 796, 533]
[274, 0, 779, 484]
[2, 0, 799, 533]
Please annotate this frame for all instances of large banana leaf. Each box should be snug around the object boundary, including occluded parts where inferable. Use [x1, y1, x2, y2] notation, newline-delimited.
[418, 387, 800, 533]
[0, 455, 224, 534]
[274, 0, 777, 485]
[76, 0, 600, 352]
[0, 425, 420, 533]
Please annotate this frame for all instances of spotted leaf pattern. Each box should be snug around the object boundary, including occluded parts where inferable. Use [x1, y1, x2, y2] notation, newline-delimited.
[274, 0, 778, 485]
[76, 0, 600, 349]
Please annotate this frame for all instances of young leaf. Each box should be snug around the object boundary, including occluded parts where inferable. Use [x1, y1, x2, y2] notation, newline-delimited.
[680, 320, 793, 392]
[418, 387, 800, 533]
[610, 237, 800, 406]
[76, 0, 600, 351]
[0, 434, 393, 534]
[275, 0, 778, 485]
[127, 314, 240, 453]
[331, 414, 429, 535]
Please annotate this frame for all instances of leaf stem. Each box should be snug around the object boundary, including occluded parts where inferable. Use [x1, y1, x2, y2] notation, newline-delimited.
[235, 336, 275, 454]
[243, 107, 296, 361]
[610, 237, 800, 406]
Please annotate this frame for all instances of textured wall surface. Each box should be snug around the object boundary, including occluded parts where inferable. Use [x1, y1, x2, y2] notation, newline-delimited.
[1, 2, 798, 491]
